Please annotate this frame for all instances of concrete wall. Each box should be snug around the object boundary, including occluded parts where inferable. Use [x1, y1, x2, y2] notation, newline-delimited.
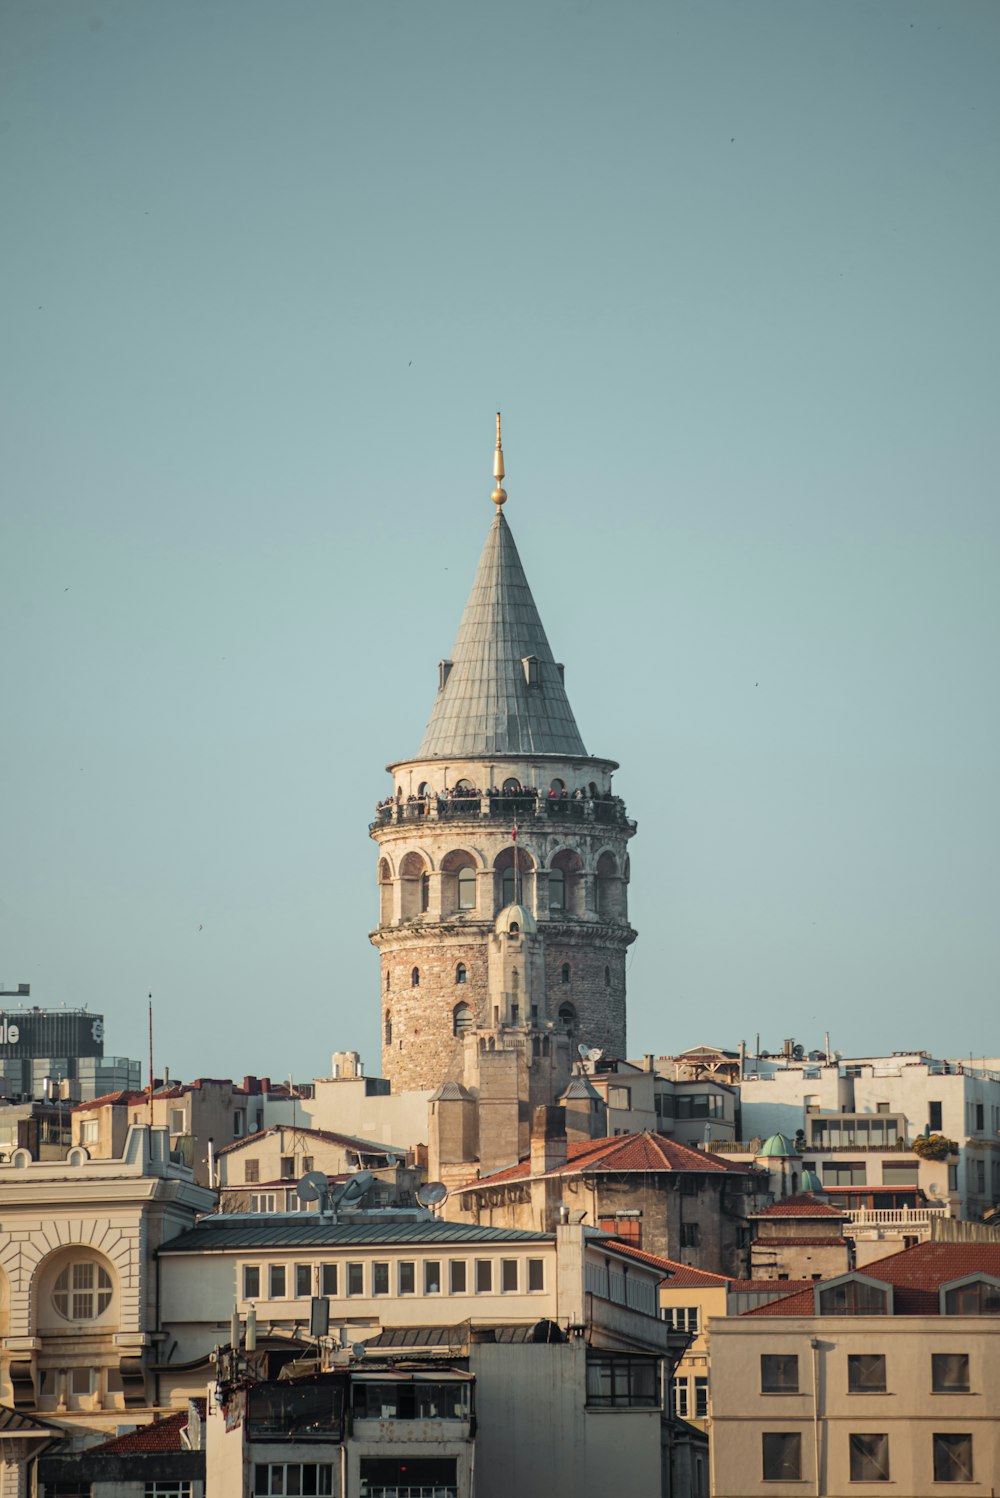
[470, 1341, 662, 1498]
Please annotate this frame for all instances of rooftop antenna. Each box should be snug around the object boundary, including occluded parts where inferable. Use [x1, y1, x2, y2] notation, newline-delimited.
[148, 995, 154, 1128]
[416, 1181, 448, 1210]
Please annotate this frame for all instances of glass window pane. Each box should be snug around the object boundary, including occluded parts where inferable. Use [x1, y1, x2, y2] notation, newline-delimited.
[848, 1354, 886, 1392]
[933, 1434, 973, 1483]
[849, 1433, 890, 1481]
[762, 1433, 801, 1480]
[932, 1353, 969, 1392]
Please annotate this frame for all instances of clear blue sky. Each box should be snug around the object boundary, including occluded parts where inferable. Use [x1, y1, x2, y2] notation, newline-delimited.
[2, 0, 998, 1083]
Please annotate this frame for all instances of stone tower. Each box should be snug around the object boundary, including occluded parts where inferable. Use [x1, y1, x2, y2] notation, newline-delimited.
[369, 418, 636, 1121]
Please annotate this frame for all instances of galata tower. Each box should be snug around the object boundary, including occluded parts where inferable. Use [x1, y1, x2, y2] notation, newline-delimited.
[370, 417, 636, 1100]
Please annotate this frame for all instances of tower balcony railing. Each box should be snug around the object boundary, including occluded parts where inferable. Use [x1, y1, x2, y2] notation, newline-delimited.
[371, 792, 632, 833]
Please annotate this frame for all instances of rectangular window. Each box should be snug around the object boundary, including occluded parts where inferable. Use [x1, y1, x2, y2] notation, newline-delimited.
[680, 1223, 700, 1248]
[760, 1354, 798, 1393]
[948, 1163, 959, 1191]
[69, 1367, 93, 1394]
[244, 1159, 260, 1184]
[280, 1156, 295, 1180]
[882, 1161, 919, 1187]
[169, 1109, 185, 1134]
[372, 1261, 389, 1296]
[975, 1103, 984, 1131]
[933, 1433, 974, 1483]
[974, 1159, 986, 1194]
[501, 1259, 518, 1293]
[665, 1306, 700, 1334]
[849, 1432, 890, 1481]
[80, 1118, 99, 1145]
[929, 1101, 943, 1131]
[243, 1264, 260, 1299]
[672, 1376, 689, 1418]
[527, 1258, 544, 1291]
[680, 1174, 700, 1196]
[762, 1432, 801, 1480]
[233, 1111, 244, 1137]
[822, 1161, 867, 1187]
[876, 1101, 890, 1114]
[295, 1264, 312, 1298]
[252, 1466, 334, 1496]
[586, 1355, 659, 1408]
[694, 1376, 708, 1418]
[347, 1263, 364, 1296]
[268, 1265, 286, 1298]
[848, 1353, 886, 1393]
[302, 1156, 313, 1173]
[424, 1260, 442, 1294]
[475, 1259, 493, 1293]
[932, 1353, 969, 1393]
[320, 1263, 338, 1297]
[608, 1086, 632, 1109]
[397, 1261, 415, 1295]
[145, 1486, 194, 1498]
[450, 1260, 467, 1294]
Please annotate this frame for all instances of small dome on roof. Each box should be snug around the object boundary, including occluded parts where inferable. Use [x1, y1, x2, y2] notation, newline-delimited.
[757, 1132, 800, 1158]
[801, 1167, 824, 1193]
[495, 903, 537, 936]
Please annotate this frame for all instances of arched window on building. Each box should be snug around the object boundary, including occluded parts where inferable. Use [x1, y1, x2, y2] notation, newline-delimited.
[399, 851, 429, 920]
[411, 967, 420, 988]
[604, 965, 611, 988]
[378, 858, 393, 926]
[557, 1003, 576, 1034]
[561, 963, 571, 984]
[420, 873, 430, 912]
[453, 1002, 474, 1037]
[384, 1012, 392, 1046]
[502, 866, 516, 905]
[502, 777, 522, 793]
[442, 851, 478, 915]
[596, 851, 623, 921]
[455, 963, 467, 985]
[550, 849, 583, 916]
[549, 868, 566, 911]
[385, 970, 391, 991]
[52, 1262, 112, 1322]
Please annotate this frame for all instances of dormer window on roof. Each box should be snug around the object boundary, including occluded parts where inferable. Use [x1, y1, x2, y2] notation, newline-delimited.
[940, 1273, 1000, 1315]
[815, 1271, 893, 1316]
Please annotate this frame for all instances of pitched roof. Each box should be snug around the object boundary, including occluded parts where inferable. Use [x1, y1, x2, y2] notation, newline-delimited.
[752, 1194, 846, 1219]
[598, 1241, 693, 1276]
[729, 1279, 815, 1294]
[417, 510, 587, 759]
[658, 1260, 733, 1288]
[216, 1125, 405, 1158]
[457, 1131, 753, 1189]
[753, 1236, 847, 1247]
[0, 1406, 64, 1438]
[84, 1402, 204, 1454]
[158, 1216, 553, 1254]
[746, 1241, 1000, 1317]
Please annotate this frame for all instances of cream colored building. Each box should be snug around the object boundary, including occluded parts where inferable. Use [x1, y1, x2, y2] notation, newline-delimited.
[708, 1241, 1000, 1497]
[215, 1123, 413, 1211]
[0, 1124, 213, 1494]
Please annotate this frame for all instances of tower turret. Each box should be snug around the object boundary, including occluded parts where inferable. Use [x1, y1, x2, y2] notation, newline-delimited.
[370, 419, 637, 1108]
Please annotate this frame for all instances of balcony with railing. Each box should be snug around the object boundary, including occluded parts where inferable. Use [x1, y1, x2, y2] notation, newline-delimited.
[371, 792, 632, 833]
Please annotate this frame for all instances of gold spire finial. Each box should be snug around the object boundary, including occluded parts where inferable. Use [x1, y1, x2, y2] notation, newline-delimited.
[491, 411, 507, 509]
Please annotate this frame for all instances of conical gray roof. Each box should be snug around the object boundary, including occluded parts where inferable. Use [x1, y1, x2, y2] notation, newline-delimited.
[418, 511, 587, 759]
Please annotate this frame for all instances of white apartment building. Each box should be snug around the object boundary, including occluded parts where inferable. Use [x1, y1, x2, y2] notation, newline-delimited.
[736, 1050, 1000, 1219]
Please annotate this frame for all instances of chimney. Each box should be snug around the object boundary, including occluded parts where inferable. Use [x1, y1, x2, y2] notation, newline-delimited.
[644, 1053, 654, 1073]
[530, 1106, 567, 1177]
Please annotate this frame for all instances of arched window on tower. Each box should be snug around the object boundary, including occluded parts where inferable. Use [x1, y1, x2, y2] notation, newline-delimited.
[549, 868, 566, 911]
[378, 858, 393, 926]
[385, 970, 391, 991]
[596, 851, 622, 922]
[411, 967, 420, 988]
[455, 963, 467, 985]
[399, 852, 429, 921]
[561, 963, 571, 984]
[557, 1003, 576, 1034]
[502, 866, 516, 906]
[384, 1012, 392, 1046]
[458, 866, 477, 910]
[453, 1002, 474, 1037]
[604, 965, 611, 988]
[420, 873, 430, 912]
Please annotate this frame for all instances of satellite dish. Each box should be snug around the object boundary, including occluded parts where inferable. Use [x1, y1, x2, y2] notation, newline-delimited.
[928, 1182, 940, 1196]
[297, 1171, 331, 1205]
[792, 1044, 805, 1060]
[351, 1342, 367, 1359]
[588, 1048, 604, 1063]
[338, 1170, 373, 1207]
[577, 1043, 591, 1058]
[416, 1181, 448, 1207]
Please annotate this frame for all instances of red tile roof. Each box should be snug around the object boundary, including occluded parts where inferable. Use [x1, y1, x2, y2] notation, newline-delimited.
[458, 1132, 753, 1189]
[85, 1401, 204, 1454]
[752, 1194, 846, 1219]
[753, 1236, 847, 1247]
[659, 1261, 733, 1288]
[729, 1279, 815, 1294]
[597, 1241, 695, 1276]
[746, 1241, 1000, 1317]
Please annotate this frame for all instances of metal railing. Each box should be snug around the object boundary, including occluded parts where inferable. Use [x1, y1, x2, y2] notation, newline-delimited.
[371, 793, 632, 832]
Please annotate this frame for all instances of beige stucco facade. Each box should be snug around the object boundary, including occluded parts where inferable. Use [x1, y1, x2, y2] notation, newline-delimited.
[708, 1314, 1000, 1497]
